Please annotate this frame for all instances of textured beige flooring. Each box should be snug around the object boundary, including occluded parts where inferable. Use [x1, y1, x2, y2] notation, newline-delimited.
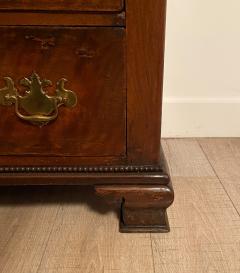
[0, 138, 240, 273]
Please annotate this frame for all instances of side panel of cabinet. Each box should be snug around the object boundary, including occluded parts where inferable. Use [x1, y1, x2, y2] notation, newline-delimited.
[126, 0, 166, 165]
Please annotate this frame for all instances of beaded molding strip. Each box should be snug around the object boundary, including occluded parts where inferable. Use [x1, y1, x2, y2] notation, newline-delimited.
[0, 165, 163, 173]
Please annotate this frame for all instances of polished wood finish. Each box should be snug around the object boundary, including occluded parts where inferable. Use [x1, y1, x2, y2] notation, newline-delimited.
[0, 12, 125, 27]
[0, 0, 124, 12]
[126, 0, 166, 164]
[95, 148, 174, 232]
[0, 27, 126, 157]
[0, 0, 174, 232]
[96, 182, 174, 232]
[0, 168, 169, 186]
[0, 155, 126, 166]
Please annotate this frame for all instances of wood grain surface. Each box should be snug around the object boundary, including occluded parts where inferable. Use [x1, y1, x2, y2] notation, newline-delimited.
[0, 0, 124, 12]
[0, 27, 126, 158]
[152, 139, 240, 273]
[126, 0, 166, 165]
[0, 12, 125, 27]
[199, 138, 240, 213]
[0, 139, 239, 272]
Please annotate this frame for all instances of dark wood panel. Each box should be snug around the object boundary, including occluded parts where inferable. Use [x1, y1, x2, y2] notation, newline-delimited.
[96, 183, 174, 232]
[0, 1, 174, 234]
[126, 0, 166, 165]
[0, 12, 125, 27]
[0, 155, 126, 166]
[0, 172, 168, 186]
[0, 149, 169, 187]
[0, 0, 124, 12]
[0, 27, 126, 157]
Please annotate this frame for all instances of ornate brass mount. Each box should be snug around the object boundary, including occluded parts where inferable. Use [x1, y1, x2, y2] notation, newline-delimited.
[0, 72, 77, 126]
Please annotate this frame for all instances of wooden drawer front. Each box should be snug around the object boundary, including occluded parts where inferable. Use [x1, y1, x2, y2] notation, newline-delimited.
[0, 0, 124, 12]
[0, 27, 126, 157]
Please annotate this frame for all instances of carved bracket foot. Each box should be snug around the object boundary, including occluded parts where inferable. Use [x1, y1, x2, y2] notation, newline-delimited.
[95, 182, 174, 233]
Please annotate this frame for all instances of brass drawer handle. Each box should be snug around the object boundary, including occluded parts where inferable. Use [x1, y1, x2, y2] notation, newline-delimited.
[0, 72, 77, 126]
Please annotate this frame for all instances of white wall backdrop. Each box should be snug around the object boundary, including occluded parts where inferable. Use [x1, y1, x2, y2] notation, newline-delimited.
[162, 0, 240, 137]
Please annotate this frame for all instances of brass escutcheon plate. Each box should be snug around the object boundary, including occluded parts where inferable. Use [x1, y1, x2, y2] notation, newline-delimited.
[0, 72, 77, 126]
